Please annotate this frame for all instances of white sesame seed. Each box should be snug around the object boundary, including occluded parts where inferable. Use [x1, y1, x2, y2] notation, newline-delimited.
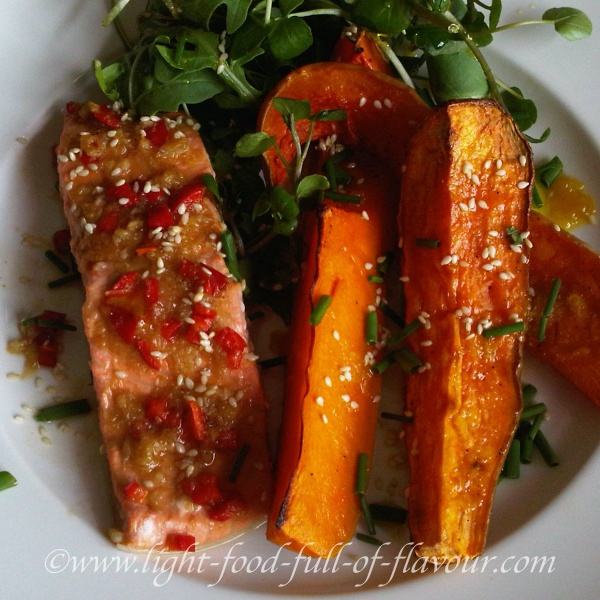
[510, 244, 523, 253]
[65, 182, 73, 191]
[517, 181, 530, 189]
[519, 155, 527, 167]
[399, 275, 410, 282]
[361, 210, 369, 221]
[528, 287, 536, 297]
[111, 167, 122, 177]
[521, 254, 529, 264]
[524, 238, 533, 249]
[498, 272, 510, 281]
[496, 169, 506, 177]
[482, 263, 494, 271]
[553, 223, 561, 232]
[491, 259, 502, 267]
[383, 98, 392, 108]
[341, 394, 350, 403]
[364, 262, 373, 270]
[359, 97, 367, 107]
[488, 230, 499, 237]
[459, 202, 469, 212]
[498, 203, 505, 210]
[373, 100, 382, 109]
[333, 330, 340, 341]
[484, 159, 492, 169]
[441, 255, 452, 265]
[321, 414, 328, 424]
[496, 159, 503, 169]
[350, 401, 359, 410]
[420, 340, 433, 347]
[325, 376, 332, 387]
[468, 198, 476, 211]
[315, 396, 324, 406]
[451, 254, 458, 264]
[471, 174, 480, 185]
[478, 200, 489, 209]
[488, 246, 497, 258]
[482, 248, 489, 259]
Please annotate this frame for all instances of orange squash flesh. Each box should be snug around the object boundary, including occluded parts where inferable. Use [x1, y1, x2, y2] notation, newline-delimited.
[400, 100, 533, 562]
[526, 211, 600, 407]
[259, 63, 430, 557]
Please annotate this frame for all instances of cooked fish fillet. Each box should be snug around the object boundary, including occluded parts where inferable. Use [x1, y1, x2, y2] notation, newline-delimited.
[56, 101, 271, 551]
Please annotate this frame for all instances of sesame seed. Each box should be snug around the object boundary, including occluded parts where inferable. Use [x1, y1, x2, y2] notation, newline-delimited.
[498, 203, 505, 210]
[478, 200, 489, 209]
[361, 210, 369, 221]
[321, 414, 328, 424]
[468, 198, 476, 211]
[459, 202, 469, 212]
[519, 155, 527, 167]
[333, 330, 340, 341]
[488, 246, 497, 258]
[471, 174, 480, 185]
[510, 244, 523, 253]
[383, 98, 392, 108]
[359, 97, 367, 107]
[451, 254, 458, 264]
[521, 254, 529, 264]
[528, 287, 536, 297]
[484, 159, 491, 169]
[341, 394, 350, 403]
[115, 371, 127, 379]
[517, 181, 530, 189]
[488, 230, 499, 237]
[441, 255, 452, 265]
[399, 275, 410, 282]
[111, 167, 122, 177]
[365, 262, 373, 270]
[325, 376, 332, 387]
[482, 263, 494, 271]
[373, 100, 382, 109]
[462, 161, 473, 174]
[65, 182, 73, 191]
[496, 169, 506, 176]
[315, 396, 324, 406]
[109, 139, 119, 148]
[553, 223, 561, 232]
[498, 272, 510, 281]
[420, 340, 433, 347]
[496, 159, 503, 169]
[350, 401, 359, 410]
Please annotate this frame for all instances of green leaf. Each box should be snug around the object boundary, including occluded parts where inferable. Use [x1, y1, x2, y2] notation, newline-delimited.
[201, 173, 221, 201]
[296, 174, 329, 200]
[461, 5, 493, 47]
[271, 186, 299, 220]
[450, 0, 468, 20]
[405, 24, 452, 53]
[351, 0, 412, 36]
[524, 127, 551, 144]
[501, 86, 537, 132]
[229, 20, 269, 62]
[269, 16, 313, 60]
[136, 68, 227, 114]
[489, 0, 502, 31]
[273, 97, 312, 120]
[273, 218, 298, 235]
[310, 108, 347, 122]
[155, 29, 220, 72]
[543, 8, 592, 41]
[93, 60, 124, 101]
[178, 0, 253, 34]
[426, 42, 489, 102]
[235, 132, 275, 157]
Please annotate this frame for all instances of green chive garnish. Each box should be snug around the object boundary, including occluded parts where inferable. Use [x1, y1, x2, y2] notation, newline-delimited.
[368, 275, 385, 283]
[370, 352, 395, 375]
[522, 383, 538, 405]
[415, 238, 441, 248]
[365, 310, 378, 345]
[34, 398, 92, 422]
[369, 503, 408, 524]
[258, 355, 287, 370]
[309, 294, 332, 325]
[324, 191, 362, 204]
[376, 252, 393, 275]
[533, 430, 559, 466]
[537, 279, 561, 342]
[386, 318, 423, 347]
[506, 226, 523, 246]
[48, 272, 81, 288]
[482, 321, 525, 338]
[520, 402, 547, 422]
[536, 156, 563, 188]
[0, 471, 17, 492]
[360, 496, 376, 535]
[527, 412, 546, 441]
[504, 438, 521, 479]
[323, 157, 337, 190]
[356, 532, 383, 546]
[44, 250, 70, 273]
[532, 183, 544, 208]
[379, 302, 405, 328]
[221, 230, 244, 283]
[520, 433, 534, 464]
[35, 320, 77, 331]
[228, 443, 250, 483]
[395, 348, 423, 374]
[355, 453, 369, 496]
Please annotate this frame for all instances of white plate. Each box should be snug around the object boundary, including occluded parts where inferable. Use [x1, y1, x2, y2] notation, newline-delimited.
[1, 1, 599, 598]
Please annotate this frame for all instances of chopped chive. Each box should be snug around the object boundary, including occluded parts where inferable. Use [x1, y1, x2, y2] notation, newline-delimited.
[527, 412, 546, 441]
[323, 157, 337, 190]
[415, 238, 440, 248]
[35, 320, 77, 331]
[532, 183, 543, 208]
[356, 532, 383, 546]
[370, 352, 395, 375]
[365, 310, 378, 345]
[368, 503, 408, 524]
[367, 275, 385, 283]
[258, 355, 287, 369]
[228, 443, 250, 483]
[34, 398, 92, 422]
[324, 191, 362, 204]
[521, 383, 538, 405]
[386, 318, 423, 346]
[360, 495, 376, 535]
[309, 294, 332, 325]
[201, 173, 221, 201]
[379, 302, 405, 328]
[533, 430, 559, 466]
[376, 252, 393, 275]
[482, 321, 525, 338]
[355, 453, 369, 496]
[48, 272, 81, 288]
[504, 438, 521, 479]
[536, 156, 563, 188]
[395, 348, 423, 374]
[520, 434, 534, 464]
[0, 471, 17, 492]
[221, 230, 243, 282]
[506, 226, 523, 246]
[381, 411, 413, 423]
[44, 250, 69, 273]
[537, 279, 561, 342]
[520, 402, 547, 422]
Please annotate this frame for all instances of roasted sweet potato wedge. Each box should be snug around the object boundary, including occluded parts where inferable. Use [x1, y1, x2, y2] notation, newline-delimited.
[526, 211, 600, 407]
[259, 62, 430, 557]
[400, 99, 533, 561]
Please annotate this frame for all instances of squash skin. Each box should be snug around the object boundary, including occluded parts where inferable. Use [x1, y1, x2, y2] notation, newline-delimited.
[259, 63, 430, 557]
[400, 100, 533, 562]
[526, 211, 600, 407]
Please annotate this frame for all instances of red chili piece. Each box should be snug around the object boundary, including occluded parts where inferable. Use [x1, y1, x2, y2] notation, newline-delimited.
[170, 183, 206, 215]
[107, 306, 139, 343]
[80, 153, 97, 166]
[145, 397, 181, 428]
[214, 327, 247, 369]
[144, 277, 160, 311]
[91, 104, 122, 129]
[122, 481, 147, 503]
[144, 119, 169, 147]
[96, 210, 120, 234]
[185, 400, 207, 442]
[207, 494, 246, 522]
[161, 318, 182, 342]
[135, 339, 162, 370]
[181, 472, 223, 507]
[185, 304, 217, 345]
[179, 259, 228, 296]
[33, 310, 67, 368]
[147, 203, 175, 230]
[106, 182, 139, 208]
[165, 533, 196, 552]
[105, 271, 139, 297]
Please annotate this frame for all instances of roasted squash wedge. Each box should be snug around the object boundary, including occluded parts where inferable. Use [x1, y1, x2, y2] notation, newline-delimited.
[400, 99, 533, 561]
[259, 62, 430, 557]
[526, 211, 600, 407]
